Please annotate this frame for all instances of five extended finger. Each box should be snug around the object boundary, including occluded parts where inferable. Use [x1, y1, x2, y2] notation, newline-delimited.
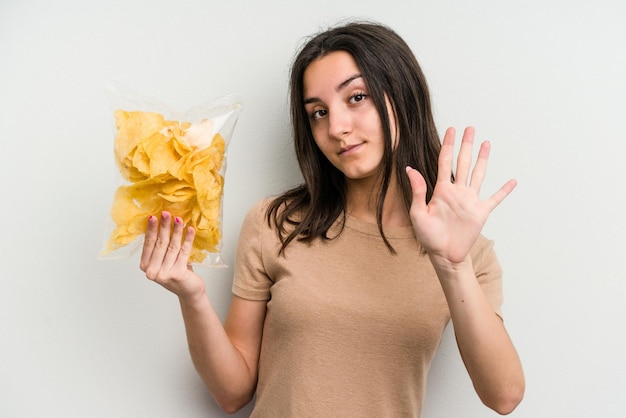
[485, 179, 518, 213]
[437, 127, 456, 184]
[469, 140, 491, 191]
[406, 166, 428, 212]
[455, 126, 475, 186]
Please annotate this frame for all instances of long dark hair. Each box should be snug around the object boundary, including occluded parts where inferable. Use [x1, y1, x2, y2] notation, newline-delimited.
[267, 21, 441, 254]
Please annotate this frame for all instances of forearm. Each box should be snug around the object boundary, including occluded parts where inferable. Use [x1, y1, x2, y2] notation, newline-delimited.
[139, 214, 257, 412]
[178, 293, 256, 412]
[431, 256, 525, 415]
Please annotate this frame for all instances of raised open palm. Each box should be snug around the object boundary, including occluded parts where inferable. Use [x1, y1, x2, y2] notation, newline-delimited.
[406, 127, 517, 264]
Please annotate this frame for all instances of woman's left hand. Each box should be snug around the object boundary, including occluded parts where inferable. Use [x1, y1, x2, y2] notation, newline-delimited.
[406, 126, 517, 265]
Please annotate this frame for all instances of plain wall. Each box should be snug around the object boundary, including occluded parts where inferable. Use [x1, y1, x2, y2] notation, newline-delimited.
[1, 0, 625, 416]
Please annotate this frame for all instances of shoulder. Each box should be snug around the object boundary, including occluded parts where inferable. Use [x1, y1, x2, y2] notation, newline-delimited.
[240, 197, 273, 233]
[245, 197, 273, 218]
[241, 196, 294, 237]
[235, 197, 282, 271]
[245, 194, 289, 217]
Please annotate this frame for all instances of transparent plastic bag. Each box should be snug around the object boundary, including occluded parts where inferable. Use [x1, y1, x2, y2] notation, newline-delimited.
[98, 81, 242, 267]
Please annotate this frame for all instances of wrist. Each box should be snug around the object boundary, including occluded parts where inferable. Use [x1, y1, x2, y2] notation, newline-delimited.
[428, 253, 474, 280]
[177, 278, 208, 308]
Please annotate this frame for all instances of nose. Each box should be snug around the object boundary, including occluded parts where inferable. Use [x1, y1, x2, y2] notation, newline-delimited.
[328, 106, 352, 140]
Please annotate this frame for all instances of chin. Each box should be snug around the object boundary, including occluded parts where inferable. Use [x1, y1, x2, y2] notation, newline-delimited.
[343, 170, 378, 182]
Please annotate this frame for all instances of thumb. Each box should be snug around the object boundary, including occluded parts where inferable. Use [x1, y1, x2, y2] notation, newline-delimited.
[405, 166, 428, 212]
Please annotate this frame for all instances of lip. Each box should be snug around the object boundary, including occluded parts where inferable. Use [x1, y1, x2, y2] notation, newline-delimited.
[339, 143, 363, 156]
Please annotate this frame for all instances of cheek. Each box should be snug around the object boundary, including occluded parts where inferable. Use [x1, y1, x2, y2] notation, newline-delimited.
[310, 137, 334, 165]
[310, 127, 331, 153]
[310, 131, 323, 152]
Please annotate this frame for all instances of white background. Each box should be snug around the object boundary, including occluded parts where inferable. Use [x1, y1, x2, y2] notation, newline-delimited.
[1, 1, 625, 417]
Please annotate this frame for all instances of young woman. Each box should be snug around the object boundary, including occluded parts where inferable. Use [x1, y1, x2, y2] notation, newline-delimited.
[140, 21, 525, 417]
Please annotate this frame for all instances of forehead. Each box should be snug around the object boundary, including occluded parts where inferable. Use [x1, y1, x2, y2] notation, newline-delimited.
[303, 50, 362, 97]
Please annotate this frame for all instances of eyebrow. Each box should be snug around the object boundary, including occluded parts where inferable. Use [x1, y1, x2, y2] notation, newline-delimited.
[303, 74, 363, 105]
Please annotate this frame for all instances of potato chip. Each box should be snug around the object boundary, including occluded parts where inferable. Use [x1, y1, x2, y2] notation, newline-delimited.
[101, 109, 232, 264]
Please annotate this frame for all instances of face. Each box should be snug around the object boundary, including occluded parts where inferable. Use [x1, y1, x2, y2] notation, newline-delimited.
[303, 51, 396, 182]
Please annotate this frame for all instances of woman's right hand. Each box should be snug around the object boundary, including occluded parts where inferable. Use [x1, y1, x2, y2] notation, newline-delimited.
[139, 211, 205, 302]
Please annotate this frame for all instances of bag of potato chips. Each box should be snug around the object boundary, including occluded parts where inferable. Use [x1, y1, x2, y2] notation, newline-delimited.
[99, 81, 242, 267]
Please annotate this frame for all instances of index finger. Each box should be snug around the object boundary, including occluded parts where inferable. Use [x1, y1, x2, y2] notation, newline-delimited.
[176, 225, 196, 267]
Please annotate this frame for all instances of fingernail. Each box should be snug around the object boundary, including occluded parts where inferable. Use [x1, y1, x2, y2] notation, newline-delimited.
[175, 217, 181, 224]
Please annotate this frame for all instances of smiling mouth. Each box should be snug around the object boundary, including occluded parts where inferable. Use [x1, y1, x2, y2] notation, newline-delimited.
[339, 143, 363, 155]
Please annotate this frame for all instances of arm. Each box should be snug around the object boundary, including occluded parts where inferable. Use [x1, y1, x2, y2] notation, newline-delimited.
[406, 127, 525, 415]
[140, 212, 265, 413]
[430, 255, 524, 415]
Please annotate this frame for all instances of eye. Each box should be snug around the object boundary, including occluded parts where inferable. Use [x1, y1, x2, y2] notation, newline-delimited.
[310, 108, 328, 120]
[349, 92, 368, 104]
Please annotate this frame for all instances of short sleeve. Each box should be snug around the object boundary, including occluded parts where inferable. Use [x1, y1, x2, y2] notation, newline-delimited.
[470, 235, 504, 318]
[232, 200, 274, 301]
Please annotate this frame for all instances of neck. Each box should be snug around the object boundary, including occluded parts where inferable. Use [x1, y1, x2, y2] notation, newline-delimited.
[345, 173, 411, 227]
